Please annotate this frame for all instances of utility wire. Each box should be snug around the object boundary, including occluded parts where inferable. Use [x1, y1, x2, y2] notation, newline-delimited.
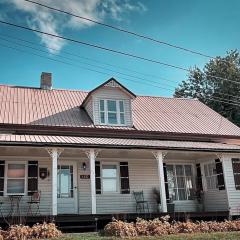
[1, 41, 240, 108]
[2, 33, 179, 84]
[0, 42, 173, 92]
[2, 33, 240, 101]
[23, 0, 214, 59]
[0, 20, 189, 72]
[1, 20, 240, 86]
[0, 37, 176, 89]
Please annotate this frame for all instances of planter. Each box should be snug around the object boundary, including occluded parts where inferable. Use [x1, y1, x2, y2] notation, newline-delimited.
[197, 203, 204, 212]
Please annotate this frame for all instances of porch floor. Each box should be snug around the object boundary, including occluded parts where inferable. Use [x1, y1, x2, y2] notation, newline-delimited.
[0, 211, 230, 232]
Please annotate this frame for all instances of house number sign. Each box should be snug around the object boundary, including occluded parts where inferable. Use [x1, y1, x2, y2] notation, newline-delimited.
[80, 175, 90, 179]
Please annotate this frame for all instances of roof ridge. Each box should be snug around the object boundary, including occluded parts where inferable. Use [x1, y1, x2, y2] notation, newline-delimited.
[137, 95, 198, 100]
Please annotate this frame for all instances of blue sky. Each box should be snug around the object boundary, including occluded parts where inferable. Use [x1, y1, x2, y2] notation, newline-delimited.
[0, 0, 239, 97]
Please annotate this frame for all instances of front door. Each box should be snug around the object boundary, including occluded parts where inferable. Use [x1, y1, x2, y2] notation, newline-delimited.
[57, 161, 78, 214]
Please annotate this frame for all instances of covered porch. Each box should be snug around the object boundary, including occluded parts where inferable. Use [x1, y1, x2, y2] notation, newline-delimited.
[0, 142, 237, 221]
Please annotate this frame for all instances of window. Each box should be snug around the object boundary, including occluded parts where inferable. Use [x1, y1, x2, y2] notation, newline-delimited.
[57, 165, 73, 198]
[99, 99, 125, 125]
[232, 158, 240, 190]
[166, 164, 194, 201]
[204, 163, 217, 190]
[102, 164, 118, 193]
[6, 163, 26, 195]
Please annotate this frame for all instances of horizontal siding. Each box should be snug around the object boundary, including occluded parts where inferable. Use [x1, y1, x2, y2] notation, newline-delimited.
[85, 98, 93, 121]
[222, 155, 240, 215]
[78, 160, 91, 214]
[92, 87, 133, 127]
[203, 190, 228, 211]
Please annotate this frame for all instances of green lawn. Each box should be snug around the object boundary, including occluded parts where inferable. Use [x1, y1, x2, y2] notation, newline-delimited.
[56, 232, 240, 240]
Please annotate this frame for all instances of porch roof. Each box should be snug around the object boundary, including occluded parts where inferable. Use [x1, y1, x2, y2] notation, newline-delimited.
[0, 134, 240, 152]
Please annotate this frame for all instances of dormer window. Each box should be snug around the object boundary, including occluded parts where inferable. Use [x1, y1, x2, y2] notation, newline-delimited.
[100, 99, 125, 125]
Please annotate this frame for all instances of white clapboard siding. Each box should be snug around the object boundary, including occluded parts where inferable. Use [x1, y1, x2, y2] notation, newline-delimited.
[96, 158, 198, 213]
[0, 158, 52, 216]
[85, 97, 94, 121]
[91, 87, 133, 127]
[78, 159, 92, 214]
[203, 190, 228, 211]
[222, 155, 240, 215]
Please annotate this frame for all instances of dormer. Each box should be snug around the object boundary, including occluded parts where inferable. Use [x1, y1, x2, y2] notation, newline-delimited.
[82, 78, 136, 127]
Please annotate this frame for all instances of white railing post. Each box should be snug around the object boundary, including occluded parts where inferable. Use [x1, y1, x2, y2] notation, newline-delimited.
[46, 148, 63, 216]
[153, 150, 168, 213]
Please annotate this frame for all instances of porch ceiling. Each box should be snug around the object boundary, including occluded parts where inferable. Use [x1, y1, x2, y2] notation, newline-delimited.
[0, 134, 240, 152]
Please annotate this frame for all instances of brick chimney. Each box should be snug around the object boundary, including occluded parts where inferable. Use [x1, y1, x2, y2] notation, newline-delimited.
[40, 72, 52, 90]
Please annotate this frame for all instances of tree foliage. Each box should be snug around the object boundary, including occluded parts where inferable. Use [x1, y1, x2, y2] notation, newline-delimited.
[174, 50, 240, 126]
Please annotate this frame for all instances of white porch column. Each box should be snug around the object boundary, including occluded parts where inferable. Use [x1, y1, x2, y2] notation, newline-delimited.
[46, 148, 64, 216]
[153, 150, 168, 213]
[84, 149, 100, 214]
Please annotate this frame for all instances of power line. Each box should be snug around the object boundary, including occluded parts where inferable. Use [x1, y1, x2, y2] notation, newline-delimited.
[0, 36, 176, 89]
[0, 20, 189, 72]
[0, 42, 173, 92]
[2, 33, 180, 84]
[2, 33, 240, 101]
[1, 20, 240, 87]
[1, 41, 240, 109]
[23, 0, 214, 59]
[2, 34, 240, 102]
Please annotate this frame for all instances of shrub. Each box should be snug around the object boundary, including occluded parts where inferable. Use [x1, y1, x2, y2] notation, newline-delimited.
[104, 216, 240, 238]
[0, 222, 62, 240]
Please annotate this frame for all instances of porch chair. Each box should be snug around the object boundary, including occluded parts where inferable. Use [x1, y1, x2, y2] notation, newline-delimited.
[27, 191, 41, 216]
[133, 191, 149, 213]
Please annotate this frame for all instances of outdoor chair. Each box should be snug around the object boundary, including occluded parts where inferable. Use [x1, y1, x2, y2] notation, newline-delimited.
[27, 191, 41, 216]
[133, 191, 149, 213]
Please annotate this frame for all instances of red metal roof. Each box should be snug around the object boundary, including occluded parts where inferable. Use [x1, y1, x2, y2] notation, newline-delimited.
[0, 134, 240, 151]
[1, 84, 240, 137]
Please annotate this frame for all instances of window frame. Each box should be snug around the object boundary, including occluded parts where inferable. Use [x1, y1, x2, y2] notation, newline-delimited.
[101, 162, 120, 194]
[4, 161, 27, 196]
[232, 158, 240, 190]
[166, 163, 195, 202]
[99, 99, 126, 126]
[203, 162, 218, 191]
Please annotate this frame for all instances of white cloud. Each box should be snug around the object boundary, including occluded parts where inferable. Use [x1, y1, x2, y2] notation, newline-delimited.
[4, 0, 147, 53]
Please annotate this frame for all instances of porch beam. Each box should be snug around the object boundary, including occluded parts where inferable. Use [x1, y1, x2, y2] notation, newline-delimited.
[153, 150, 168, 213]
[46, 148, 64, 216]
[83, 149, 100, 214]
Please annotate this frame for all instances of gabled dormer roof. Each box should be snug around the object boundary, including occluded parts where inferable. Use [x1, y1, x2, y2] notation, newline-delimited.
[81, 78, 136, 106]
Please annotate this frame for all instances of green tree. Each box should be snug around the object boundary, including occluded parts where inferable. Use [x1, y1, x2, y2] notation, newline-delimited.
[174, 50, 240, 126]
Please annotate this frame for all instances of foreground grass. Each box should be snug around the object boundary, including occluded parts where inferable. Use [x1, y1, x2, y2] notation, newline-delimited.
[57, 231, 240, 240]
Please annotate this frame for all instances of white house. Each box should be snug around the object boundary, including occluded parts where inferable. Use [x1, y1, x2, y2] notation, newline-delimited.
[0, 72, 240, 223]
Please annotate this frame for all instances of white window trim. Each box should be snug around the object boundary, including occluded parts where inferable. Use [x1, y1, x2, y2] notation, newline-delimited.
[4, 161, 27, 196]
[99, 99, 126, 126]
[166, 163, 195, 202]
[203, 161, 218, 191]
[101, 162, 120, 194]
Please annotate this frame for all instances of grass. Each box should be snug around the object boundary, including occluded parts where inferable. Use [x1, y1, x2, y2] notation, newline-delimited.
[55, 231, 240, 240]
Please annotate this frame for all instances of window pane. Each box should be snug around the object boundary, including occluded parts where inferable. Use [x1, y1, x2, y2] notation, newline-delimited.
[120, 113, 125, 124]
[102, 179, 117, 192]
[100, 100, 105, 111]
[100, 112, 105, 123]
[176, 165, 184, 176]
[7, 179, 25, 193]
[184, 165, 192, 176]
[108, 112, 117, 124]
[58, 166, 73, 198]
[8, 164, 25, 178]
[178, 189, 186, 200]
[107, 100, 117, 112]
[177, 176, 185, 188]
[119, 101, 124, 112]
[102, 165, 117, 178]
